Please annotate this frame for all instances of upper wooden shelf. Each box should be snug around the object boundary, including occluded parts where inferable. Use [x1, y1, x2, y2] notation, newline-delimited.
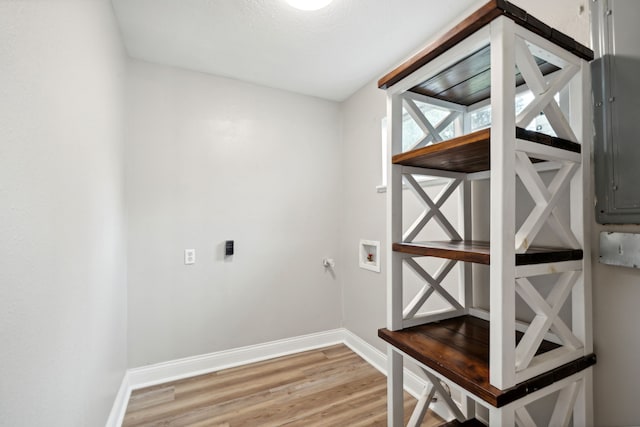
[378, 315, 596, 407]
[393, 240, 583, 265]
[409, 45, 559, 106]
[379, 0, 593, 94]
[392, 127, 581, 174]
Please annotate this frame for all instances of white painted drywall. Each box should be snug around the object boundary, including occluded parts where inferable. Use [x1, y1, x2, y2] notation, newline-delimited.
[592, 227, 640, 427]
[0, 1, 127, 426]
[338, 83, 388, 348]
[340, 0, 640, 424]
[125, 60, 343, 367]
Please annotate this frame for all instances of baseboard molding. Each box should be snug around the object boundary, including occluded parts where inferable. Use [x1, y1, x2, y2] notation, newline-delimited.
[105, 372, 131, 427]
[106, 328, 450, 426]
[127, 329, 345, 390]
[106, 329, 344, 427]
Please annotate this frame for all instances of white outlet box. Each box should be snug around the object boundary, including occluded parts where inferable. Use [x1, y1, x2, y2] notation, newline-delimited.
[184, 249, 196, 265]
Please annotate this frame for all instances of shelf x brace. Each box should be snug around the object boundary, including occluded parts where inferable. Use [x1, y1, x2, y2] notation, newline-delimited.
[515, 152, 580, 252]
[402, 96, 461, 151]
[514, 37, 579, 142]
[408, 365, 584, 427]
[515, 271, 582, 371]
[547, 379, 582, 427]
[408, 369, 467, 427]
[403, 174, 462, 242]
[403, 258, 461, 320]
[514, 378, 582, 427]
[515, 405, 538, 427]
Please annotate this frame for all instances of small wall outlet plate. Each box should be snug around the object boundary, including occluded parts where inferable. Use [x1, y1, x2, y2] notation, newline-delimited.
[359, 239, 380, 273]
[225, 240, 234, 256]
[184, 249, 196, 265]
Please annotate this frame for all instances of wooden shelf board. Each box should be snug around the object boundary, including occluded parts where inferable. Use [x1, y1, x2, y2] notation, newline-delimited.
[409, 45, 559, 106]
[393, 241, 583, 265]
[393, 129, 490, 173]
[378, 315, 596, 407]
[391, 127, 580, 174]
[378, 0, 593, 91]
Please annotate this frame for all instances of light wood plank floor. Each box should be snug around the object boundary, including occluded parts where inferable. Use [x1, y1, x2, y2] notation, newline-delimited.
[123, 344, 445, 427]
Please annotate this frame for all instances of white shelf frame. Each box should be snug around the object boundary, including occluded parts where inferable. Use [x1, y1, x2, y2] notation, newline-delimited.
[389, 344, 594, 427]
[384, 15, 593, 427]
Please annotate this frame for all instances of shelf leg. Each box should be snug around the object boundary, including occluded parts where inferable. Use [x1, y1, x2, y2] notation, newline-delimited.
[489, 405, 516, 426]
[461, 395, 476, 421]
[570, 59, 593, 355]
[572, 367, 594, 427]
[387, 346, 404, 426]
[459, 178, 472, 312]
[489, 15, 517, 390]
[387, 93, 404, 332]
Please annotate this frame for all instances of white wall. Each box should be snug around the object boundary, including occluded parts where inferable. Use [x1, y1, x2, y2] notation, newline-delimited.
[338, 82, 388, 348]
[125, 60, 343, 367]
[340, 1, 640, 425]
[0, 1, 127, 426]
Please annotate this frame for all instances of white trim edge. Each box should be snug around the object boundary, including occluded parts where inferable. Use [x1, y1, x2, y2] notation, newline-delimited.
[127, 329, 344, 390]
[105, 372, 131, 427]
[106, 328, 451, 427]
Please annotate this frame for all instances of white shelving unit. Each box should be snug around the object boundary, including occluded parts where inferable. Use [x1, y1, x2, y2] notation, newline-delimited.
[377, 1, 596, 425]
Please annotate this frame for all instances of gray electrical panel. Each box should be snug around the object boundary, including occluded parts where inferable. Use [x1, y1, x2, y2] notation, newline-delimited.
[592, 0, 640, 224]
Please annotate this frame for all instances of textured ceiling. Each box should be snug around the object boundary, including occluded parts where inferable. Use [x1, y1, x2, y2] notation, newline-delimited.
[111, 0, 487, 101]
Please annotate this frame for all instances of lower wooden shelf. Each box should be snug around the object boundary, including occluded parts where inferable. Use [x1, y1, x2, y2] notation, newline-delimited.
[393, 240, 583, 265]
[378, 315, 596, 407]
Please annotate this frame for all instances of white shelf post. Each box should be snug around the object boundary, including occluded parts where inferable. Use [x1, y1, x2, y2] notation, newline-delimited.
[489, 16, 517, 390]
[387, 93, 404, 332]
[386, 93, 404, 427]
[459, 178, 472, 312]
[387, 346, 404, 426]
[570, 57, 594, 427]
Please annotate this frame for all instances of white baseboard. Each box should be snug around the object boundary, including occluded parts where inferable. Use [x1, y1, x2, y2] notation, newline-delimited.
[106, 328, 450, 427]
[126, 329, 345, 390]
[105, 372, 131, 427]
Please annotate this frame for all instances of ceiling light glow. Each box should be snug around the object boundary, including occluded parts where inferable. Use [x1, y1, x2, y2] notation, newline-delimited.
[286, 0, 333, 11]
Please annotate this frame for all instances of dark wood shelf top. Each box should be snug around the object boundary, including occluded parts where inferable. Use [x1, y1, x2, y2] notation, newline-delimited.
[393, 241, 583, 265]
[392, 127, 580, 174]
[409, 45, 559, 106]
[378, 315, 596, 407]
[379, 0, 593, 91]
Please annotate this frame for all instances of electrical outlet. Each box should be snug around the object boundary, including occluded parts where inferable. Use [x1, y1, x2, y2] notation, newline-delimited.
[184, 249, 196, 265]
